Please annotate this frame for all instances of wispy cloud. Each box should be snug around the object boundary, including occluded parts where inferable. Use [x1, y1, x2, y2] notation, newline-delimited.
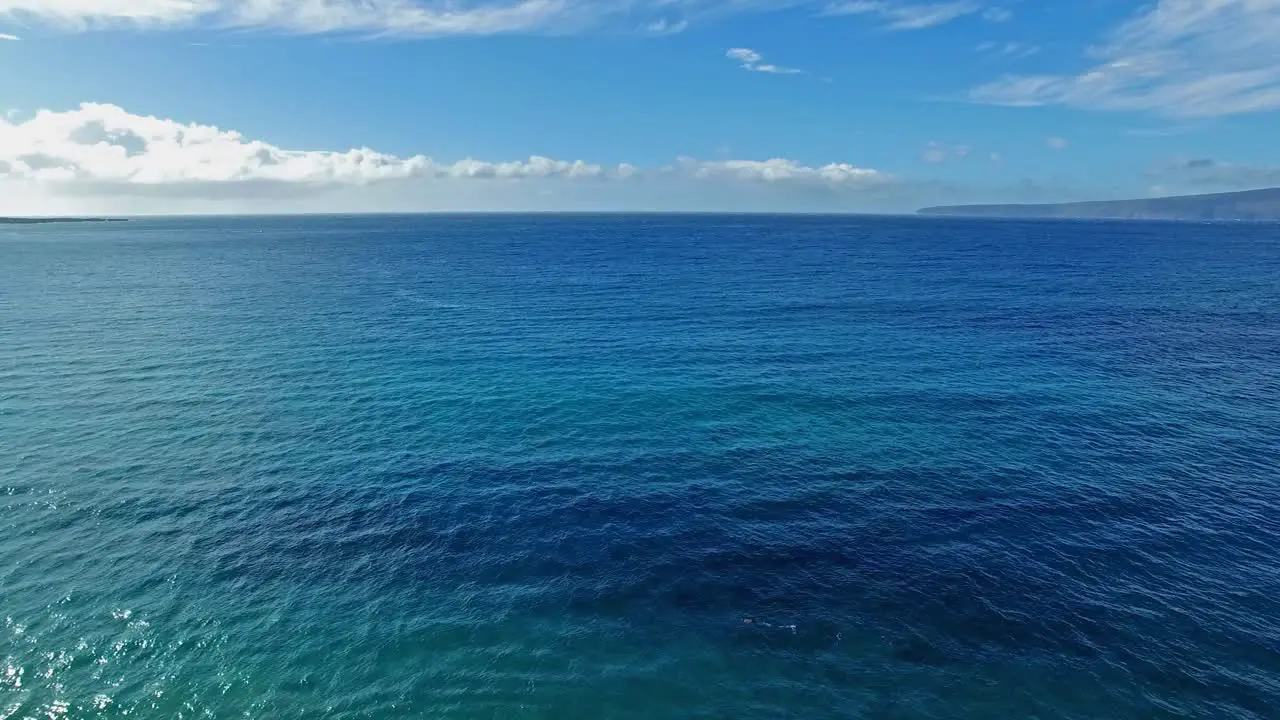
[969, 0, 1280, 117]
[643, 17, 688, 35]
[0, 0, 1006, 38]
[1124, 124, 1201, 138]
[0, 0, 216, 28]
[975, 40, 1038, 59]
[1046, 136, 1068, 150]
[980, 6, 1010, 23]
[726, 47, 804, 74]
[823, 0, 982, 30]
[224, 0, 575, 36]
[0, 32, 19, 40]
[921, 142, 949, 163]
[0, 0, 905, 37]
[920, 141, 972, 163]
[0, 0, 605, 36]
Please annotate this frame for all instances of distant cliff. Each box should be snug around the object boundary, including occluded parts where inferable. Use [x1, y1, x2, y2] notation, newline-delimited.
[918, 187, 1280, 221]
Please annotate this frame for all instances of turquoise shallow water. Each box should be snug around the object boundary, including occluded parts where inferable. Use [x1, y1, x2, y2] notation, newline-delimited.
[2, 214, 1279, 719]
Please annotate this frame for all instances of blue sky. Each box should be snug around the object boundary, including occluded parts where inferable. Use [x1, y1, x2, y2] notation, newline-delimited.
[1, 0, 1279, 214]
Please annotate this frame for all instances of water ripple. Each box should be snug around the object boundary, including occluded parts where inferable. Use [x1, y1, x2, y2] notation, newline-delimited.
[2, 215, 1279, 719]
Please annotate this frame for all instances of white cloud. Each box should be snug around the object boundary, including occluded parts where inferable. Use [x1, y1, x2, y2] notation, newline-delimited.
[1, 0, 1014, 37]
[726, 46, 804, 74]
[0, 0, 855, 37]
[969, 0, 1280, 116]
[0, 32, 19, 39]
[0, 0, 1012, 37]
[754, 63, 802, 74]
[980, 5, 1009, 23]
[0, 102, 889, 203]
[921, 142, 949, 163]
[976, 40, 1038, 58]
[222, 0, 572, 36]
[0, 103, 429, 187]
[1046, 136, 1067, 150]
[920, 141, 973, 163]
[443, 156, 606, 179]
[680, 157, 887, 185]
[0, 0, 603, 36]
[643, 17, 687, 35]
[0, 0, 215, 27]
[823, 0, 981, 30]
[4, 107, 1127, 215]
[0, 103, 630, 194]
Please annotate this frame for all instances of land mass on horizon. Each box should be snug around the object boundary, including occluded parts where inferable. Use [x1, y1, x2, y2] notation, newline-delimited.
[918, 187, 1280, 221]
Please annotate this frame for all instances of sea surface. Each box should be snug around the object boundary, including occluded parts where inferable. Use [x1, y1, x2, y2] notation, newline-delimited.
[2, 215, 1279, 719]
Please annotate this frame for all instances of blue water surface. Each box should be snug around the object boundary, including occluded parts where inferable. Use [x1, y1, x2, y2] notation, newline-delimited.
[2, 215, 1279, 719]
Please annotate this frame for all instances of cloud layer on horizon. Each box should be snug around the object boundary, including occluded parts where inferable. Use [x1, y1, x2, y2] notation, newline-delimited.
[0, 102, 891, 203]
[6, 102, 1274, 216]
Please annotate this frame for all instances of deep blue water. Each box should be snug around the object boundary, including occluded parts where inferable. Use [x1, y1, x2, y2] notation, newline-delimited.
[2, 214, 1279, 719]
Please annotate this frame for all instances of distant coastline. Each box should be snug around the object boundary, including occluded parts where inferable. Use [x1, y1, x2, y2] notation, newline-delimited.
[1, 217, 128, 224]
[918, 187, 1280, 221]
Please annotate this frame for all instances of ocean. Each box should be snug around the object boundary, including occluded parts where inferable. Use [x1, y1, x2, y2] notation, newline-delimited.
[2, 214, 1278, 719]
